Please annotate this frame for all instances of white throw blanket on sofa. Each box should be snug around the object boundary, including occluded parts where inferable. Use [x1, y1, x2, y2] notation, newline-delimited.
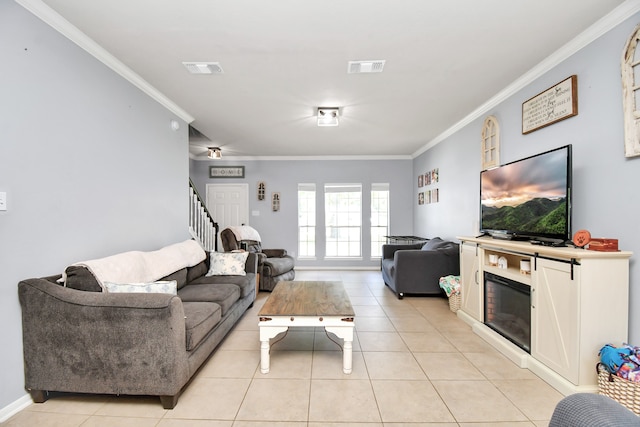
[66, 239, 206, 288]
[227, 225, 261, 242]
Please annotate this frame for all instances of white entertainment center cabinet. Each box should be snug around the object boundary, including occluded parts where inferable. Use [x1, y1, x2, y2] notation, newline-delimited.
[457, 236, 632, 395]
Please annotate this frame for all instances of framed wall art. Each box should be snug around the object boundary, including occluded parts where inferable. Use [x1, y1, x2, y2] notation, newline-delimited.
[209, 165, 245, 178]
[418, 168, 441, 206]
[522, 75, 578, 134]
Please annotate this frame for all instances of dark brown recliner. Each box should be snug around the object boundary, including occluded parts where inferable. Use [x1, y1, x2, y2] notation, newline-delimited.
[220, 227, 295, 291]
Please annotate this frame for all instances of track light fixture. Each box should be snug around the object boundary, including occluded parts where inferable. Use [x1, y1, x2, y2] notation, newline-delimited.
[317, 107, 340, 126]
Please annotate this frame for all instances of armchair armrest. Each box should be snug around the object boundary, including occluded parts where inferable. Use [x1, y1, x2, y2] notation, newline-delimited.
[244, 252, 260, 273]
[18, 278, 189, 397]
[382, 243, 423, 259]
[262, 248, 287, 258]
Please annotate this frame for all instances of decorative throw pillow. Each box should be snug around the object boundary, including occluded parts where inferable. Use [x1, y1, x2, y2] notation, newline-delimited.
[421, 237, 445, 250]
[206, 252, 249, 276]
[103, 280, 178, 295]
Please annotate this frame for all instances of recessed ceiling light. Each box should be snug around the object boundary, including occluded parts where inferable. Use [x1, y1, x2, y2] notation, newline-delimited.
[347, 60, 385, 74]
[182, 62, 224, 74]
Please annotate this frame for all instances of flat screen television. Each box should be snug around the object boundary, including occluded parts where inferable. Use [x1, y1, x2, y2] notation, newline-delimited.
[479, 144, 572, 245]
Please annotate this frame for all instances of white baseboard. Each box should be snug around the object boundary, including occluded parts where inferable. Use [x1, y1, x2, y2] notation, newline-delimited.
[472, 322, 528, 368]
[0, 394, 32, 423]
[457, 309, 594, 397]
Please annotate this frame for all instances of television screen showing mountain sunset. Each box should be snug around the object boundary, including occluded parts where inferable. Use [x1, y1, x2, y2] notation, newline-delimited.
[481, 150, 567, 208]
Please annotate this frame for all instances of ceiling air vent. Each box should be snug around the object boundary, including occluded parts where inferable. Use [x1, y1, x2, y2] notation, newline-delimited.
[347, 60, 386, 74]
[182, 62, 224, 74]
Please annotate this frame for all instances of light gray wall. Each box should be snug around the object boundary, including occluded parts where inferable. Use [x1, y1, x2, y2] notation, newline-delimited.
[190, 158, 413, 268]
[414, 12, 640, 344]
[0, 2, 190, 411]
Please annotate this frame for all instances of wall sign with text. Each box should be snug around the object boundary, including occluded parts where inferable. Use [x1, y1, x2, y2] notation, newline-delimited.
[522, 75, 578, 134]
[209, 166, 245, 178]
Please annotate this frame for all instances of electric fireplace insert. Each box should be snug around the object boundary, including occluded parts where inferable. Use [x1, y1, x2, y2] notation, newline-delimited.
[484, 272, 531, 353]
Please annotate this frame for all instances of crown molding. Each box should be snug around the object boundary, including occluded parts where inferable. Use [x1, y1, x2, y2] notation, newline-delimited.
[16, 0, 194, 124]
[412, 0, 640, 159]
[189, 154, 412, 161]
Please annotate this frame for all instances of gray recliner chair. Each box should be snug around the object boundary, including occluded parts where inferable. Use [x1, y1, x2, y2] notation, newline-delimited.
[381, 237, 460, 299]
[220, 226, 295, 292]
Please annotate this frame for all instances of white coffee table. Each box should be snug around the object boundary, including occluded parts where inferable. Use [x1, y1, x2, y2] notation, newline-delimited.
[258, 281, 355, 374]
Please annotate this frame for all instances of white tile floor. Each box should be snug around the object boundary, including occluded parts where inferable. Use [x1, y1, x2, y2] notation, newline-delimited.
[3, 270, 565, 426]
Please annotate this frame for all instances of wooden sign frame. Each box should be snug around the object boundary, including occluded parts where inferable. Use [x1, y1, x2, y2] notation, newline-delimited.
[522, 75, 578, 134]
[209, 166, 245, 178]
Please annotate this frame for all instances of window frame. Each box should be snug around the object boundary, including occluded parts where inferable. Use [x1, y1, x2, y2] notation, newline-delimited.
[370, 183, 389, 259]
[622, 24, 640, 158]
[324, 183, 362, 259]
[297, 183, 316, 259]
[481, 115, 500, 170]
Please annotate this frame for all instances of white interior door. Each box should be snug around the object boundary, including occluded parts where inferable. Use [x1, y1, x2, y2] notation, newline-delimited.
[206, 183, 249, 251]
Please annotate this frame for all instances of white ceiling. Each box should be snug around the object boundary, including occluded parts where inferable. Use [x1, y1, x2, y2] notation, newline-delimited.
[27, 0, 628, 158]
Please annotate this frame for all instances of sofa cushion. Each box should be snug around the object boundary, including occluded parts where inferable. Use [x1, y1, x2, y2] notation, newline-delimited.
[263, 256, 295, 277]
[160, 268, 188, 289]
[182, 301, 222, 351]
[103, 280, 177, 295]
[178, 282, 240, 316]
[206, 252, 249, 276]
[193, 274, 255, 298]
[64, 266, 102, 292]
[187, 260, 208, 284]
[421, 237, 446, 250]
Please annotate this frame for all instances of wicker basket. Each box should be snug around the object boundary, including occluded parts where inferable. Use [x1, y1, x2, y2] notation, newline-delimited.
[596, 363, 640, 415]
[448, 293, 461, 313]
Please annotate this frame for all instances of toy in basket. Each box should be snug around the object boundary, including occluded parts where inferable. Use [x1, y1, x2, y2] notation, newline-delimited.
[439, 275, 460, 313]
[597, 343, 640, 415]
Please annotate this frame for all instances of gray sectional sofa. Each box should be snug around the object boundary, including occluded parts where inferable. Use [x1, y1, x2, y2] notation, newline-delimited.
[18, 240, 258, 409]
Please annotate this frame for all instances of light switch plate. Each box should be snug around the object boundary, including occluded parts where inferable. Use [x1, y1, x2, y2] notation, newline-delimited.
[0, 192, 6, 211]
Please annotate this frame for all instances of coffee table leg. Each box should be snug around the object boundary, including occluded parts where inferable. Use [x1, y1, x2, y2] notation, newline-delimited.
[325, 324, 354, 374]
[260, 339, 270, 374]
[259, 325, 288, 374]
[343, 339, 353, 374]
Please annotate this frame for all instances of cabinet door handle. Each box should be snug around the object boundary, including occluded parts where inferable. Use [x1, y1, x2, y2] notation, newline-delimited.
[531, 287, 535, 309]
[474, 270, 479, 285]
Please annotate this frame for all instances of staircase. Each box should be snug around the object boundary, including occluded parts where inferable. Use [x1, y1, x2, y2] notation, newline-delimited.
[189, 179, 218, 252]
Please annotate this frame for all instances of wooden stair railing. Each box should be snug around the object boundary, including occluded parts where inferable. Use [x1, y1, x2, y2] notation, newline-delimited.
[189, 179, 218, 252]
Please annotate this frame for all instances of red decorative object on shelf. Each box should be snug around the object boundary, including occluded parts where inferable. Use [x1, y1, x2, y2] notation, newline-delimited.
[573, 229, 591, 247]
[587, 238, 619, 252]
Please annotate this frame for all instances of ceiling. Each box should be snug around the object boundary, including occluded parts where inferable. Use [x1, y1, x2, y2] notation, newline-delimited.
[30, 0, 627, 158]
